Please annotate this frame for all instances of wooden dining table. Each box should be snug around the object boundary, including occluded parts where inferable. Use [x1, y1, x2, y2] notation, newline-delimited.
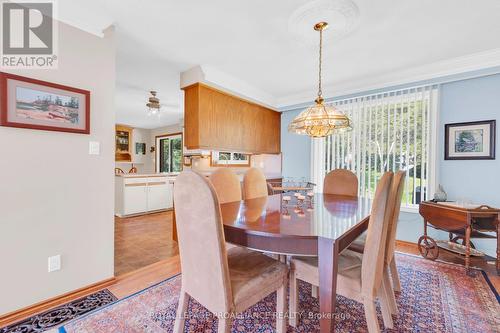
[220, 193, 372, 333]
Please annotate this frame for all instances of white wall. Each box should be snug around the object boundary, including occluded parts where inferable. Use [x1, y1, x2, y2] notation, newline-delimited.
[0, 23, 116, 314]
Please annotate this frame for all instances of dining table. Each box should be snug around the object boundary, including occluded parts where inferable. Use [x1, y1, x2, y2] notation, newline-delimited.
[219, 193, 372, 333]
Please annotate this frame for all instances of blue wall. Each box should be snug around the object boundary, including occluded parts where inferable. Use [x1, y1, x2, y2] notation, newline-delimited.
[439, 74, 500, 207]
[281, 109, 311, 179]
[281, 71, 500, 255]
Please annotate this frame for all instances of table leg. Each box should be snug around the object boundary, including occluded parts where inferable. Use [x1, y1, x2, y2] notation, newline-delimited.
[465, 225, 471, 275]
[318, 237, 339, 333]
[496, 215, 500, 274]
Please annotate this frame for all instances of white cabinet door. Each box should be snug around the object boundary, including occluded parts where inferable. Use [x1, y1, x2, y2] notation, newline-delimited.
[123, 184, 148, 215]
[148, 182, 170, 211]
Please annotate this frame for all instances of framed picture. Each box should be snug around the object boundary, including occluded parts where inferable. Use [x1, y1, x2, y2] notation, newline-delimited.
[135, 142, 146, 155]
[0, 72, 90, 134]
[445, 120, 496, 160]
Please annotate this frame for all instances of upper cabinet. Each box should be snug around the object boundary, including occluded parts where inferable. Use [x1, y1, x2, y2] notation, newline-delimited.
[115, 125, 132, 162]
[183, 83, 281, 154]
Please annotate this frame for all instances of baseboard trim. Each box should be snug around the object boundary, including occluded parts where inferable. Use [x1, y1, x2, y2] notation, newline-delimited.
[0, 276, 116, 328]
[395, 239, 418, 247]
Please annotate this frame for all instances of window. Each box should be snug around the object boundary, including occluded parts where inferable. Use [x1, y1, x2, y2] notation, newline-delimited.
[210, 151, 251, 167]
[156, 133, 182, 173]
[311, 85, 438, 209]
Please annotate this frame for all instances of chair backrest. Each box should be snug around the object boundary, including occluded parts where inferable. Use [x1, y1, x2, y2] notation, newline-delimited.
[323, 169, 358, 196]
[115, 167, 124, 174]
[128, 166, 138, 174]
[361, 171, 393, 297]
[209, 168, 242, 204]
[173, 171, 233, 313]
[384, 171, 406, 266]
[242, 168, 268, 200]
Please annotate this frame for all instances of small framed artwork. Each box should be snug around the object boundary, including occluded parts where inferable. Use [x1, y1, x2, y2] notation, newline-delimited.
[0, 72, 90, 134]
[445, 120, 496, 160]
[135, 142, 146, 155]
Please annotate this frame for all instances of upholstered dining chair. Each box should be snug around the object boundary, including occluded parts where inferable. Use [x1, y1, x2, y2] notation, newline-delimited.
[289, 172, 395, 332]
[242, 168, 268, 199]
[323, 169, 358, 196]
[173, 171, 289, 333]
[209, 168, 242, 204]
[349, 170, 406, 315]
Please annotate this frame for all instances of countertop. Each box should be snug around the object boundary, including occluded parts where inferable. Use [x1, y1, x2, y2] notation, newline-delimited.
[115, 173, 179, 178]
[115, 171, 282, 180]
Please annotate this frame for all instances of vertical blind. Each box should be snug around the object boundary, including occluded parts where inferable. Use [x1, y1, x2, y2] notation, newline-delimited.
[311, 85, 438, 209]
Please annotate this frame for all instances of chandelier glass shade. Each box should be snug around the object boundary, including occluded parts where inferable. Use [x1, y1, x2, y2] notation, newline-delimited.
[288, 22, 351, 138]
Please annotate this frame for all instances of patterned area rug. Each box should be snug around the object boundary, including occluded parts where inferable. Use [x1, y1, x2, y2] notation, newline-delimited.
[60, 254, 499, 333]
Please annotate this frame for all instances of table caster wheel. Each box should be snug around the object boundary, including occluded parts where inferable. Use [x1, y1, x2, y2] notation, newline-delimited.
[418, 235, 439, 260]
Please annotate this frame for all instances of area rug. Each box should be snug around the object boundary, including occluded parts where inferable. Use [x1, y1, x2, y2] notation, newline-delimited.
[59, 254, 500, 333]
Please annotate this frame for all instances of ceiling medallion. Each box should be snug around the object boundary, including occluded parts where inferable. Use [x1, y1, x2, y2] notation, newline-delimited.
[288, 0, 360, 45]
[288, 21, 352, 138]
[146, 90, 161, 116]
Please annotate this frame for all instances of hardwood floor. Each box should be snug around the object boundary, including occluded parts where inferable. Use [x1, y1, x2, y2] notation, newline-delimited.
[115, 210, 179, 276]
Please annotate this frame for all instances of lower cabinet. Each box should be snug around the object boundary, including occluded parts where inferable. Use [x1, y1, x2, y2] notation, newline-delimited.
[115, 176, 174, 217]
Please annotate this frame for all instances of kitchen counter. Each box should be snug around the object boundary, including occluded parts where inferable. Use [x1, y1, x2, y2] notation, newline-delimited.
[115, 173, 178, 178]
[196, 170, 282, 180]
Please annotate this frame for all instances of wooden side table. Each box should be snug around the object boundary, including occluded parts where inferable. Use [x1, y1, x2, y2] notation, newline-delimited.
[418, 201, 500, 274]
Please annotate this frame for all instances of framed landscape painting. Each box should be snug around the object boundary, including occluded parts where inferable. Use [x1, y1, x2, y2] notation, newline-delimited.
[0, 72, 90, 134]
[445, 120, 496, 160]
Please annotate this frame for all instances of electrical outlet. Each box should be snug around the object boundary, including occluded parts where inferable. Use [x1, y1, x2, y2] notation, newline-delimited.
[48, 255, 61, 272]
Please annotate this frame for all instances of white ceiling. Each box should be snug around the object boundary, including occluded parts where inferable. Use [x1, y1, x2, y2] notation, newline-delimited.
[58, 0, 500, 128]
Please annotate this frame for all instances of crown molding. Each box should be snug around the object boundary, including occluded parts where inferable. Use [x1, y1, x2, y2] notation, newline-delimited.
[180, 65, 277, 109]
[277, 48, 500, 110]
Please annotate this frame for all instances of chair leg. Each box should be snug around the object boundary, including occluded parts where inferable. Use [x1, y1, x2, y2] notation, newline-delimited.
[383, 267, 398, 315]
[379, 282, 394, 329]
[311, 285, 318, 298]
[173, 290, 189, 333]
[217, 316, 233, 333]
[390, 257, 401, 292]
[289, 272, 299, 327]
[363, 299, 381, 333]
[276, 277, 288, 333]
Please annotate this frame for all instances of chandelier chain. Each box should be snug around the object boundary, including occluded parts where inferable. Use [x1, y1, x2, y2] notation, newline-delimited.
[318, 27, 323, 99]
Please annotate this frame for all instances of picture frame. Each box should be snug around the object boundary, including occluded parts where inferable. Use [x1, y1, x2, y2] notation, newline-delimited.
[0, 72, 90, 134]
[135, 142, 146, 155]
[445, 120, 496, 160]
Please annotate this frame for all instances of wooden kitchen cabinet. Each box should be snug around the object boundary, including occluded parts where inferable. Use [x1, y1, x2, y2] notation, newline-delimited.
[115, 125, 133, 162]
[183, 83, 281, 154]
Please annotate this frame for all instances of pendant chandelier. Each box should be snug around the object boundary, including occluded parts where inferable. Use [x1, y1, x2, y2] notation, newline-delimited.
[146, 90, 161, 116]
[288, 22, 351, 138]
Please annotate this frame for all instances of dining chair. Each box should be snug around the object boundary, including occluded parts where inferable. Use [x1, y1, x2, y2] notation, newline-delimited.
[323, 169, 358, 196]
[173, 171, 289, 333]
[349, 171, 406, 315]
[242, 168, 268, 199]
[289, 172, 395, 332]
[114, 167, 124, 174]
[209, 168, 242, 204]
